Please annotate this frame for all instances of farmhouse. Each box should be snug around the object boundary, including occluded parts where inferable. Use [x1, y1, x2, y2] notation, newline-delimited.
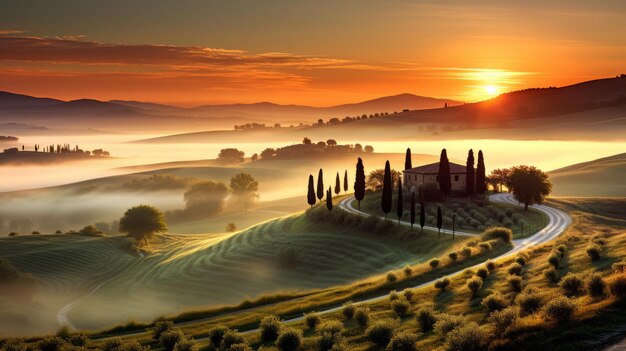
[403, 161, 468, 192]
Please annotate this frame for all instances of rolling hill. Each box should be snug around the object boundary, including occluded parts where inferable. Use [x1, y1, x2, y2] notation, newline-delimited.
[549, 152, 626, 197]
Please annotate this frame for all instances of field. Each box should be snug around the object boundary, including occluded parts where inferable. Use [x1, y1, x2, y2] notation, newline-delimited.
[549, 153, 626, 197]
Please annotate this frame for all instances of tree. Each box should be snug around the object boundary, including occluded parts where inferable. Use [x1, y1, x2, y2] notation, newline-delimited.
[436, 206, 443, 237]
[217, 148, 245, 164]
[230, 173, 259, 210]
[396, 178, 403, 223]
[466, 149, 475, 200]
[405, 148, 412, 170]
[476, 150, 486, 199]
[119, 205, 167, 243]
[307, 175, 316, 208]
[452, 213, 456, 240]
[326, 139, 337, 146]
[438, 149, 451, 198]
[366, 169, 401, 191]
[326, 187, 333, 211]
[364, 145, 374, 153]
[419, 200, 426, 234]
[488, 168, 511, 192]
[381, 161, 393, 218]
[508, 166, 552, 210]
[183, 181, 229, 216]
[343, 170, 348, 194]
[316, 169, 324, 201]
[410, 192, 416, 229]
[334, 172, 340, 196]
[303, 137, 312, 145]
[354, 158, 366, 209]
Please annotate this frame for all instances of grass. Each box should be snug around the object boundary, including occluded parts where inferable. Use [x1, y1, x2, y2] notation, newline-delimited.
[548, 152, 626, 197]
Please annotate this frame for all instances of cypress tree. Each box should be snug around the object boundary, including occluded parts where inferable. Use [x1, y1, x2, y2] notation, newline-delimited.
[405, 148, 412, 170]
[410, 192, 416, 229]
[396, 178, 403, 224]
[419, 200, 426, 234]
[466, 149, 475, 201]
[476, 150, 486, 201]
[436, 206, 443, 238]
[354, 158, 366, 209]
[334, 172, 341, 196]
[418, 185, 425, 204]
[326, 187, 333, 211]
[438, 149, 451, 199]
[343, 170, 348, 194]
[381, 160, 393, 218]
[307, 174, 316, 207]
[452, 213, 456, 240]
[317, 168, 324, 201]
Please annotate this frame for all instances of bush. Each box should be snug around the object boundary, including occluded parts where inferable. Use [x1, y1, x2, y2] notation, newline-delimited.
[416, 306, 437, 332]
[514, 255, 527, 266]
[152, 321, 175, 340]
[481, 294, 508, 313]
[226, 344, 251, 351]
[208, 326, 230, 348]
[173, 339, 194, 351]
[481, 227, 513, 243]
[508, 263, 523, 276]
[461, 247, 472, 257]
[318, 331, 343, 351]
[489, 307, 518, 333]
[486, 260, 496, 272]
[38, 338, 66, 351]
[516, 292, 543, 316]
[387, 272, 398, 283]
[434, 314, 465, 337]
[354, 307, 370, 327]
[277, 328, 302, 351]
[545, 268, 559, 283]
[586, 244, 602, 261]
[220, 330, 245, 351]
[444, 322, 487, 351]
[391, 297, 412, 318]
[260, 315, 282, 342]
[403, 266, 412, 276]
[508, 276, 523, 292]
[119, 341, 148, 351]
[389, 290, 399, 301]
[101, 338, 122, 351]
[342, 303, 355, 320]
[548, 254, 560, 269]
[386, 332, 419, 351]
[586, 274, 606, 297]
[475, 267, 488, 280]
[435, 278, 450, 292]
[557, 244, 567, 254]
[403, 289, 414, 301]
[318, 319, 344, 336]
[159, 329, 186, 351]
[560, 273, 584, 296]
[467, 276, 483, 297]
[544, 296, 576, 324]
[479, 242, 491, 251]
[448, 252, 459, 262]
[429, 259, 440, 269]
[304, 312, 321, 331]
[609, 273, 626, 297]
[68, 334, 88, 347]
[365, 319, 398, 346]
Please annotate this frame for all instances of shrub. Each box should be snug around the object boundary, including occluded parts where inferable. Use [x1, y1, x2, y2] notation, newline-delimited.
[260, 315, 282, 342]
[416, 306, 437, 332]
[609, 273, 626, 297]
[486, 260, 496, 271]
[68, 334, 88, 347]
[429, 259, 440, 269]
[586, 244, 602, 261]
[475, 267, 488, 280]
[277, 328, 302, 351]
[467, 276, 483, 297]
[304, 312, 321, 331]
[101, 338, 122, 351]
[159, 329, 186, 351]
[152, 321, 175, 340]
[173, 339, 194, 351]
[387, 272, 398, 283]
[342, 303, 355, 320]
[403, 289, 414, 301]
[489, 307, 518, 333]
[444, 322, 487, 351]
[225, 343, 251, 351]
[548, 254, 560, 269]
[435, 278, 450, 292]
[448, 252, 459, 262]
[481, 294, 508, 313]
[514, 255, 527, 266]
[220, 330, 245, 351]
[389, 290, 399, 301]
[557, 245, 567, 254]
[508, 276, 523, 292]
[318, 331, 343, 351]
[545, 268, 559, 283]
[318, 319, 344, 336]
[391, 297, 412, 318]
[434, 314, 466, 337]
[560, 273, 584, 296]
[56, 326, 71, 339]
[403, 266, 412, 276]
[354, 307, 370, 327]
[479, 242, 491, 251]
[516, 292, 543, 316]
[544, 296, 576, 324]
[505, 208, 514, 217]
[208, 326, 230, 348]
[461, 247, 472, 257]
[386, 332, 419, 351]
[481, 227, 512, 243]
[508, 263, 523, 276]
[586, 274, 606, 297]
[365, 319, 398, 346]
[38, 338, 66, 351]
[119, 341, 148, 351]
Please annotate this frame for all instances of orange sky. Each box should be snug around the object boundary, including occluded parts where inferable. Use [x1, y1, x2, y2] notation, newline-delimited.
[1, 1, 625, 106]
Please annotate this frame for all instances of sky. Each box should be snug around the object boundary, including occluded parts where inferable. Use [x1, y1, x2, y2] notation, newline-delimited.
[1, 0, 625, 106]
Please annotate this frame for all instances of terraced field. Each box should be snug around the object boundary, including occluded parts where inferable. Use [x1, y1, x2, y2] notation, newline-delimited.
[0, 209, 461, 333]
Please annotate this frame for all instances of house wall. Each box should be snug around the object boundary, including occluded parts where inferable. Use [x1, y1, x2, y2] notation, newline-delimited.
[403, 172, 467, 192]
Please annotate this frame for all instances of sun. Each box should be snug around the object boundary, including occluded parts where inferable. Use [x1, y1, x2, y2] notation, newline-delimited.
[485, 85, 498, 95]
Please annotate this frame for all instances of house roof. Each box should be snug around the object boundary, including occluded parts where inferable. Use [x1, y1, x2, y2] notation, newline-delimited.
[404, 161, 467, 174]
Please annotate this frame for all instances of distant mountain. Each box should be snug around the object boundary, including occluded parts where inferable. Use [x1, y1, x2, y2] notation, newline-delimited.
[549, 153, 626, 197]
[326, 93, 460, 115]
[0, 91, 63, 108]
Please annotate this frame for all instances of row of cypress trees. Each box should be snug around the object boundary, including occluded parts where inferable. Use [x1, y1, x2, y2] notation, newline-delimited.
[307, 168, 355, 210]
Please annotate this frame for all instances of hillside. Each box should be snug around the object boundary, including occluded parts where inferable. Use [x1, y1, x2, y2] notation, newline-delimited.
[549, 153, 626, 197]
